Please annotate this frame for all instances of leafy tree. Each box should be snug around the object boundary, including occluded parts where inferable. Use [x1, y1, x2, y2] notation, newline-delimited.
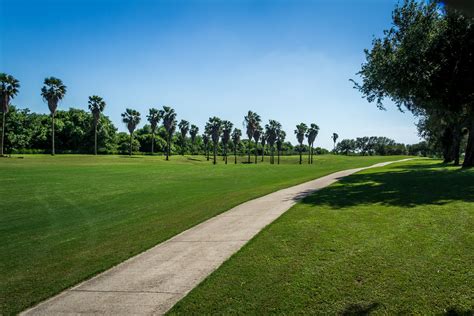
[221, 120, 233, 164]
[306, 123, 319, 164]
[231, 128, 242, 164]
[332, 133, 339, 151]
[253, 125, 262, 164]
[147, 108, 163, 155]
[162, 106, 177, 160]
[276, 130, 286, 164]
[121, 108, 141, 156]
[178, 120, 190, 156]
[88, 95, 106, 155]
[353, 0, 474, 167]
[336, 139, 356, 155]
[294, 123, 308, 164]
[207, 116, 222, 164]
[189, 124, 199, 155]
[41, 77, 66, 155]
[0, 73, 20, 156]
[244, 110, 261, 163]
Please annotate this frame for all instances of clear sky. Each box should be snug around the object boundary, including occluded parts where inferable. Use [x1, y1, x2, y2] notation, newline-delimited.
[0, 0, 421, 149]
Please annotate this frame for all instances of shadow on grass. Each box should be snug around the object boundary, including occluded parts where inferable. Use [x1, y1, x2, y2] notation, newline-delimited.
[299, 162, 474, 208]
[341, 302, 380, 315]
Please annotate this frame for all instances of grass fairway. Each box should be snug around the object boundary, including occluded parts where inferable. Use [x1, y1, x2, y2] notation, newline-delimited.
[170, 159, 474, 315]
[0, 154, 408, 314]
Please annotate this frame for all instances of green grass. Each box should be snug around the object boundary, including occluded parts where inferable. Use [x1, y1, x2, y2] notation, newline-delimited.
[0, 154, 408, 315]
[170, 159, 474, 315]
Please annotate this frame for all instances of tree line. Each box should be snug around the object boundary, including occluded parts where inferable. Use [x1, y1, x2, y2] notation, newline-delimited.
[1, 74, 428, 163]
[353, 0, 473, 168]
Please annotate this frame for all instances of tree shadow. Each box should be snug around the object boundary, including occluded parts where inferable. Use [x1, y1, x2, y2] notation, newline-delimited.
[299, 162, 474, 209]
[341, 302, 380, 315]
[443, 307, 474, 316]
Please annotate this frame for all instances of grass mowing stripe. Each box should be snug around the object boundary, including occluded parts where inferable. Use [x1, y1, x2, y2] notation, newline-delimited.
[169, 159, 474, 315]
[0, 154, 409, 315]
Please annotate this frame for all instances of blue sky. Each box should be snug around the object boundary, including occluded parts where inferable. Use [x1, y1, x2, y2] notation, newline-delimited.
[0, 0, 420, 148]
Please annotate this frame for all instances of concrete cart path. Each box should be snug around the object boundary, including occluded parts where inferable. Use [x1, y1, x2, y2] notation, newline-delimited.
[22, 159, 412, 315]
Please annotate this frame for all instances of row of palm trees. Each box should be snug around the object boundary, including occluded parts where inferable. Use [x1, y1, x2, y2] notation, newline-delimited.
[0, 73, 324, 164]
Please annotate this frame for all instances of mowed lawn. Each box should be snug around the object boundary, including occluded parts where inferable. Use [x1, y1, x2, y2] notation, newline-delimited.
[170, 159, 474, 315]
[0, 154, 408, 315]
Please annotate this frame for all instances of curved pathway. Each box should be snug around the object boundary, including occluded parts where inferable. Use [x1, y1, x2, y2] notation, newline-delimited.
[22, 159, 411, 315]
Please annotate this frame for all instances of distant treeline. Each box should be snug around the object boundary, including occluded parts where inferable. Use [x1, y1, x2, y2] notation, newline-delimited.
[1, 105, 431, 158]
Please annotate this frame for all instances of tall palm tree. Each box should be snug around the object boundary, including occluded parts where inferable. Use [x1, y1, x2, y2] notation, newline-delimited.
[202, 132, 210, 161]
[244, 110, 261, 163]
[0, 73, 20, 156]
[221, 120, 233, 164]
[121, 108, 141, 156]
[232, 128, 242, 164]
[147, 108, 163, 155]
[295, 123, 308, 164]
[207, 116, 222, 164]
[178, 119, 189, 155]
[41, 77, 67, 155]
[190, 124, 199, 155]
[306, 123, 320, 164]
[265, 120, 281, 164]
[332, 133, 339, 152]
[88, 95, 106, 155]
[253, 125, 262, 164]
[276, 130, 286, 165]
[162, 106, 177, 160]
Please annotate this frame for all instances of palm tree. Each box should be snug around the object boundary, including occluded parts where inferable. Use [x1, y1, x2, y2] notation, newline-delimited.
[332, 133, 339, 152]
[190, 124, 199, 155]
[0, 73, 20, 156]
[178, 119, 189, 155]
[207, 116, 222, 164]
[162, 106, 177, 160]
[88, 95, 106, 155]
[221, 120, 233, 164]
[202, 132, 210, 160]
[147, 108, 163, 155]
[306, 123, 320, 164]
[41, 77, 67, 155]
[244, 110, 261, 163]
[121, 109, 141, 156]
[253, 125, 262, 164]
[295, 123, 308, 164]
[276, 130, 286, 165]
[232, 128, 242, 164]
[265, 120, 281, 164]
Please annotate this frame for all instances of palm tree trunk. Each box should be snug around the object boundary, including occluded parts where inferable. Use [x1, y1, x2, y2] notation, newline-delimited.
[213, 143, 217, 164]
[234, 145, 237, 164]
[129, 132, 133, 156]
[254, 141, 258, 164]
[151, 132, 155, 155]
[166, 134, 170, 160]
[1, 112, 5, 156]
[51, 113, 55, 156]
[277, 148, 280, 164]
[261, 145, 264, 162]
[206, 145, 209, 161]
[94, 121, 98, 155]
[308, 145, 311, 164]
[299, 145, 302, 164]
[225, 145, 228, 164]
[248, 140, 251, 163]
